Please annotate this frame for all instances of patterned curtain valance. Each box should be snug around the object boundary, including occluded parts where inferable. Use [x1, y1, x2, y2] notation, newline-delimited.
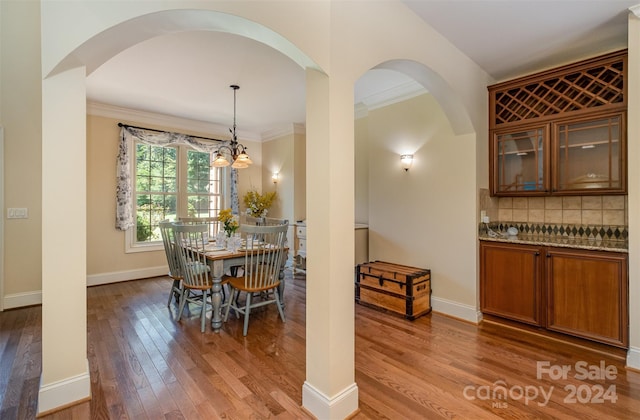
[120, 125, 222, 152]
[115, 125, 238, 231]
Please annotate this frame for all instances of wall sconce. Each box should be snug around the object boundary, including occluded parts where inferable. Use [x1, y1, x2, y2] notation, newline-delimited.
[272, 172, 279, 183]
[400, 154, 414, 171]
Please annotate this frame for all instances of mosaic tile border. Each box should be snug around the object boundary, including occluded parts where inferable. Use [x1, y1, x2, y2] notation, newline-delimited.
[481, 222, 628, 241]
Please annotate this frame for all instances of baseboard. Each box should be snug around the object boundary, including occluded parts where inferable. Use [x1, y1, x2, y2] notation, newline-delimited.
[431, 296, 481, 324]
[302, 381, 359, 419]
[37, 359, 91, 416]
[86, 266, 168, 286]
[627, 346, 640, 370]
[4, 290, 42, 309]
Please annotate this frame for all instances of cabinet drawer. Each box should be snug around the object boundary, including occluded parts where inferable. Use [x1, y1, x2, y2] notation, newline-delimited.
[296, 226, 306, 238]
[297, 238, 306, 252]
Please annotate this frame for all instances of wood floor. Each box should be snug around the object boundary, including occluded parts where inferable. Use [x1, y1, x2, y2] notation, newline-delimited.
[2, 270, 640, 419]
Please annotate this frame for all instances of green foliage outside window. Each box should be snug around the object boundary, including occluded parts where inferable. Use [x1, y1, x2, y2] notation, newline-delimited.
[133, 143, 221, 244]
[135, 144, 178, 243]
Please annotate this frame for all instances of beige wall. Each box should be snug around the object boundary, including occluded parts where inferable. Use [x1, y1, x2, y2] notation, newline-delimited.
[260, 128, 307, 258]
[0, 0, 42, 307]
[261, 127, 306, 224]
[293, 130, 306, 222]
[354, 116, 369, 224]
[86, 115, 165, 277]
[357, 93, 478, 310]
[261, 132, 293, 221]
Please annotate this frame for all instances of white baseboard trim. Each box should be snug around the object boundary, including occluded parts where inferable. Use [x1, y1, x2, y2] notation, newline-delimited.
[4, 290, 42, 309]
[627, 346, 640, 370]
[38, 359, 91, 415]
[431, 296, 482, 324]
[302, 381, 359, 420]
[86, 266, 168, 287]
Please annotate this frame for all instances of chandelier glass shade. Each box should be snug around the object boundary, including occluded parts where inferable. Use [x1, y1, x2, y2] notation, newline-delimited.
[211, 85, 253, 169]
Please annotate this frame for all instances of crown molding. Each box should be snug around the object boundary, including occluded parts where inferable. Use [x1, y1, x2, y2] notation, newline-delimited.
[356, 80, 427, 112]
[354, 103, 369, 120]
[630, 4, 640, 18]
[262, 123, 306, 142]
[87, 101, 262, 142]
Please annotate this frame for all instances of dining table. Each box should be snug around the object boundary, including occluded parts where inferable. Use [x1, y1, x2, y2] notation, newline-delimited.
[202, 243, 288, 333]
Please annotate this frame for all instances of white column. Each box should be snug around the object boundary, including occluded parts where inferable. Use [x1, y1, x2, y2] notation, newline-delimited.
[302, 68, 358, 419]
[39, 66, 90, 414]
[626, 5, 640, 370]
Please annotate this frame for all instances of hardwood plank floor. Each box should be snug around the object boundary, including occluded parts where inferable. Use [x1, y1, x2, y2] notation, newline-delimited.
[1, 270, 639, 419]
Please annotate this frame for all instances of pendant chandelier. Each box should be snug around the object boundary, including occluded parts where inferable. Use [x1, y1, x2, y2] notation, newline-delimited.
[211, 84, 253, 169]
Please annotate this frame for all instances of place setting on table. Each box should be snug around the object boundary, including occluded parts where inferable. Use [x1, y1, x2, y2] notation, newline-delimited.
[201, 231, 268, 256]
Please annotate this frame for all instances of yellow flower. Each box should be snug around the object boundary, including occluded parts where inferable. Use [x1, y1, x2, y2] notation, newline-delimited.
[219, 208, 233, 223]
[218, 208, 239, 235]
[243, 189, 277, 217]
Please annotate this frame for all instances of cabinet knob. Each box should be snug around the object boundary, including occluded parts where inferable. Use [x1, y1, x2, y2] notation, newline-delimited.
[535, 252, 540, 256]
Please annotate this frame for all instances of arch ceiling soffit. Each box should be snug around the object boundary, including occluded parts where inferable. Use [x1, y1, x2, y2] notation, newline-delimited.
[46, 9, 322, 79]
[374, 60, 475, 136]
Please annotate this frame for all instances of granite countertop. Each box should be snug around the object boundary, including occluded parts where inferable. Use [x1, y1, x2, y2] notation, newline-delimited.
[478, 231, 628, 253]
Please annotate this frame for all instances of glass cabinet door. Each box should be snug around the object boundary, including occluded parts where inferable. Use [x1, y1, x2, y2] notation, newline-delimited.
[493, 126, 548, 195]
[554, 113, 624, 193]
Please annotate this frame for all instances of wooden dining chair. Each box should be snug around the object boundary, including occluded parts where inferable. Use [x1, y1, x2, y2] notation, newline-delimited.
[159, 220, 183, 306]
[222, 223, 289, 336]
[173, 223, 219, 332]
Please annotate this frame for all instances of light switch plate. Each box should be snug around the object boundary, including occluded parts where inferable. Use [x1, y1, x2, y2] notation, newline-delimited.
[7, 208, 28, 219]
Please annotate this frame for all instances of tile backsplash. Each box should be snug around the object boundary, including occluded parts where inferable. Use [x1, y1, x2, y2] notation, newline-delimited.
[479, 189, 627, 226]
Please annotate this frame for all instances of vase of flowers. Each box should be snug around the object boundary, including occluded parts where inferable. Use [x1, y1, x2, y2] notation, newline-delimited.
[243, 188, 277, 218]
[218, 208, 239, 237]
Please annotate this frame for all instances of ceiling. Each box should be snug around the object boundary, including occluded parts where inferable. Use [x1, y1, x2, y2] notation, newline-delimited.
[86, 1, 638, 138]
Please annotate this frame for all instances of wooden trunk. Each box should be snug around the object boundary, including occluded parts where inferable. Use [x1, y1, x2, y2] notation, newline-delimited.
[356, 261, 431, 320]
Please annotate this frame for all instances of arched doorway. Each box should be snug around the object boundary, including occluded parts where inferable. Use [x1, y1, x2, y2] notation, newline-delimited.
[39, 8, 323, 415]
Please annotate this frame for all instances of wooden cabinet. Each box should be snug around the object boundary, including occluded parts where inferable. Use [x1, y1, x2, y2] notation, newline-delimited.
[492, 125, 549, 194]
[480, 242, 543, 326]
[546, 248, 628, 347]
[489, 50, 627, 196]
[553, 113, 625, 193]
[480, 241, 628, 348]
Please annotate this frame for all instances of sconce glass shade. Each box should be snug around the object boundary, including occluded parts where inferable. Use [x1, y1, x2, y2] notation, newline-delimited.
[272, 172, 279, 183]
[401, 154, 414, 171]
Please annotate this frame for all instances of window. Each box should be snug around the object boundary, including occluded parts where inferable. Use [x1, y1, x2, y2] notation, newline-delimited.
[186, 149, 222, 218]
[128, 142, 223, 251]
